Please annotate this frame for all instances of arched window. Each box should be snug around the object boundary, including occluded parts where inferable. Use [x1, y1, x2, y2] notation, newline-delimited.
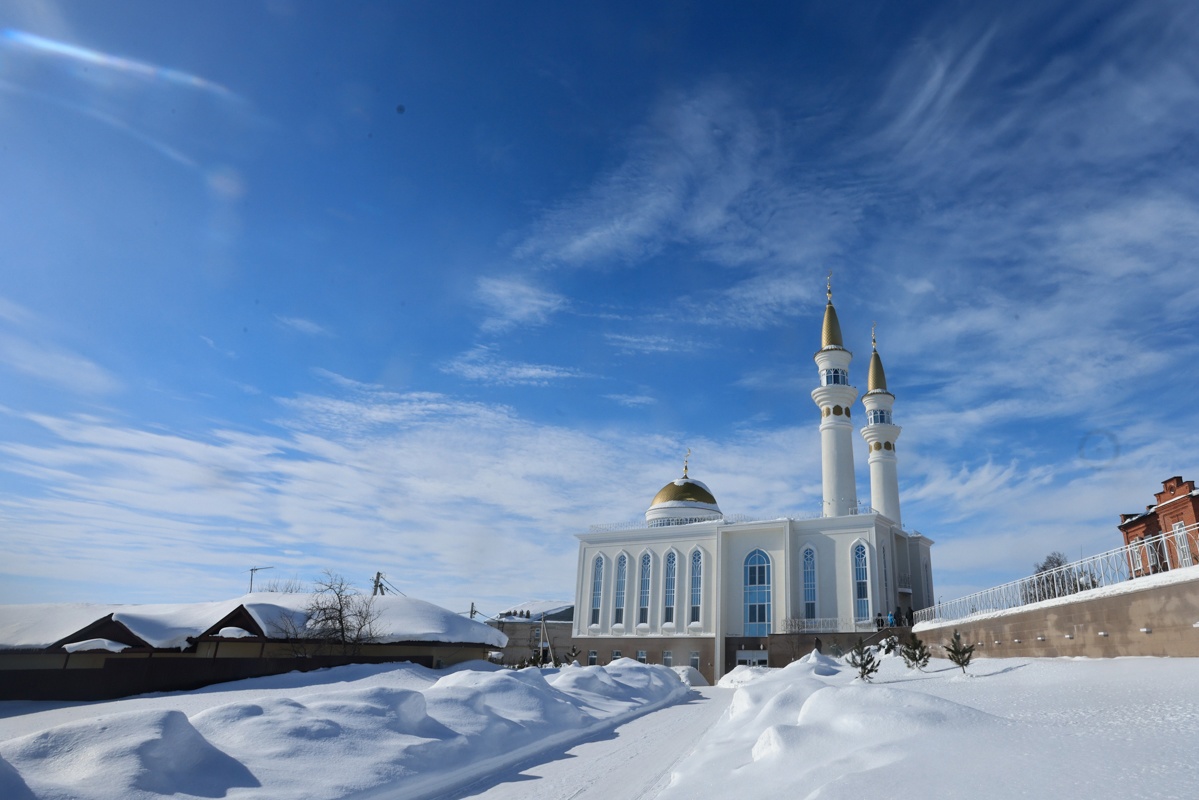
[590, 556, 603, 625]
[854, 544, 869, 620]
[614, 554, 627, 625]
[689, 550, 702, 624]
[663, 552, 677, 624]
[638, 553, 651, 624]
[744, 549, 771, 636]
[802, 547, 816, 620]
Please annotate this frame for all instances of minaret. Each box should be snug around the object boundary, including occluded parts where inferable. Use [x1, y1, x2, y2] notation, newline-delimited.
[810, 277, 858, 517]
[860, 325, 902, 525]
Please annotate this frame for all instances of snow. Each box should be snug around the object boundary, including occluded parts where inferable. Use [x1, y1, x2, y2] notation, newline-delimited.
[61, 639, 129, 653]
[0, 593, 506, 651]
[0, 659, 687, 800]
[491, 600, 572, 622]
[2, 650, 1196, 798]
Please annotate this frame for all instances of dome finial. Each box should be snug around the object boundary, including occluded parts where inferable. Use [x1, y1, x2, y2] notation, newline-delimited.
[820, 273, 844, 348]
[682, 447, 690, 479]
[872, 320, 877, 351]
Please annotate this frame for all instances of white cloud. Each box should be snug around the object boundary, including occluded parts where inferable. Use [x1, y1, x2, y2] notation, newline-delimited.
[441, 345, 584, 386]
[275, 315, 332, 336]
[0, 297, 120, 395]
[476, 276, 567, 333]
[605, 394, 657, 408]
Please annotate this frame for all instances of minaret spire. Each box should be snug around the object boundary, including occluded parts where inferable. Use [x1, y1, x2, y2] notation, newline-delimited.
[682, 448, 690, 479]
[810, 278, 857, 516]
[861, 324, 901, 525]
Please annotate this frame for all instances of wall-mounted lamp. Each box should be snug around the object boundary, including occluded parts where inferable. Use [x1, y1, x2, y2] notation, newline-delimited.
[1064, 634, 1074, 639]
[1013, 638, 1022, 643]
[1036, 636, 1046, 641]
[1140, 627, 1152, 633]
[1098, 631, 1109, 637]
[994, 640, 1001, 645]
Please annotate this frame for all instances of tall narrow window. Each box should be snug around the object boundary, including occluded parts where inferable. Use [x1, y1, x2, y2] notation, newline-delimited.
[744, 549, 771, 636]
[882, 546, 889, 600]
[689, 651, 700, 669]
[689, 550, 702, 624]
[590, 556, 603, 625]
[614, 554, 627, 625]
[663, 552, 677, 623]
[662, 650, 673, 667]
[638, 553, 651, 624]
[1174, 522, 1194, 567]
[854, 544, 869, 620]
[803, 547, 816, 620]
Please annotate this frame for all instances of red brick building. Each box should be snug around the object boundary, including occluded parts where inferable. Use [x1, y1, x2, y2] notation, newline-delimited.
[1119, 476, 1199, 577]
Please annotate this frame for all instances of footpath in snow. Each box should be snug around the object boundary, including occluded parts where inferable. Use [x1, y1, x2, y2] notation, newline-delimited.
[0, 659, 688, 800]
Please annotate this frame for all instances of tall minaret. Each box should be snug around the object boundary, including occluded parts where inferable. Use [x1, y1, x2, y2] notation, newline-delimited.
[810, 277, 858, 517]
[860, 325, 902, 525]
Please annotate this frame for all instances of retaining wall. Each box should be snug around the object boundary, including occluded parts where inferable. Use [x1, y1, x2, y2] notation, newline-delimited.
[914, 573, 1199, 658]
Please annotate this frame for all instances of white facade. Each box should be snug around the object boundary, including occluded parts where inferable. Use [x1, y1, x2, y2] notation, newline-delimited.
[571, 289, 934, 681]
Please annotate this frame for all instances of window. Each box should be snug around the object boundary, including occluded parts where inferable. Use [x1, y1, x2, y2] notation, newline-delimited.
[744, 549, 771, 636]
[854, 544, 869, 620]
[587, 650, 597, 666]
[612, 650, 621, 661]
[590, 556, 603, 625]
[802, 547, 816, 619]
[882, 545, 889, 599]
[1174, 521, 1194, 567]
[867, 408, 892, 425]
[636, 650, 647, 663]
[638, 553, 651, 624]
[820, 368, 848, 386]
[614, 554, 627, 625]
[663, 551, 677, 623]
[662, 650, 673, 667]
[690, 550, 703, 623]
[689, 651, 700, 669]
[1132, 539, 1144, 572]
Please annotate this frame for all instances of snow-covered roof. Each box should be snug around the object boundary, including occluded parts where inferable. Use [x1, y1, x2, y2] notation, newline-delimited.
[0, 593, 506, 650]
[494, 600, 574, 622]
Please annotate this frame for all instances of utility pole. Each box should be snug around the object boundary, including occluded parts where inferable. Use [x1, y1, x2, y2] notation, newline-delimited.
[248, 566, 274, 593]
[469, 602, 476, 619]
[372, 572, 386, 596]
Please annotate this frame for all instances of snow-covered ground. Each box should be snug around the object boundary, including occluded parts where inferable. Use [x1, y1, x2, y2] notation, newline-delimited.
[2, 651, 1196, 799]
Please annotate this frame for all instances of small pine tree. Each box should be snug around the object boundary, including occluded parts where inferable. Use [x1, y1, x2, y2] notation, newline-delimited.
[845, 637, 880, 682]
[944, 629, 975, 674]
[900, 633, 930, 671]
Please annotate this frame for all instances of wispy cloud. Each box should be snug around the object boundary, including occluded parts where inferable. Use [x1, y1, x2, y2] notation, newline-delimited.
[0, 297, 120, 395]
[605, 394, 657, 408]
[275, 315, 332, 337]
[476, 276, 567, 333]
[604, 333, 692, 355]
[441, 345, 584, 386]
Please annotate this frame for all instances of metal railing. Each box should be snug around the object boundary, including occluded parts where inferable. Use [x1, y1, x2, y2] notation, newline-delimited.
[781, 618, 880, 634]
[915, 523, 1199, 626]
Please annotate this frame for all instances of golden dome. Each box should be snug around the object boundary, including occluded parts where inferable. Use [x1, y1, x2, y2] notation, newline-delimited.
[651, 478, 718, 508]
[821, 302, 844, 348]
[868, 348, 887, 392]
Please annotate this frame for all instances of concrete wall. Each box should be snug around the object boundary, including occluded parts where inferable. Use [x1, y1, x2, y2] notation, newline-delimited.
[915, 576, 1199, 658]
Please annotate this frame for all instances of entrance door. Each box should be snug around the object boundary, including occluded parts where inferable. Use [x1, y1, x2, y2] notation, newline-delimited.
[735, 649, 768, 667]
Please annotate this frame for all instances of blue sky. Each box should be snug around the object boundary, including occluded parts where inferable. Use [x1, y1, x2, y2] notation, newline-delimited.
[2, 0, 1198, 615]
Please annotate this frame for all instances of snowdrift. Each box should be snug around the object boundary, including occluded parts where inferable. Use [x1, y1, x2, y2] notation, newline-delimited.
[0, 659, 688, 800]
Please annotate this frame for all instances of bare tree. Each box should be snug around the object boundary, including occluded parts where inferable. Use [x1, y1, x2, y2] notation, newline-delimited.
[268, 571, 380, 656]
[307, 570, 380, 655]
[261, 575, 306, 593]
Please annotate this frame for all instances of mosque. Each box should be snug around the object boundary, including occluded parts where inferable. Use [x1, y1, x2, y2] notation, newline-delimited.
[570, 283, 935, 683]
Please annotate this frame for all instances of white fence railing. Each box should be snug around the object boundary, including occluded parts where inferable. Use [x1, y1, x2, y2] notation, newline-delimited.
[915, 523, 1199, 626]
[781, 618, 879, 634]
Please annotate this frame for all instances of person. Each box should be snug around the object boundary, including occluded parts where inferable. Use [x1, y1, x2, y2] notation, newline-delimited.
[875, 612, 884, 629]
[886, 611, 895, 627]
